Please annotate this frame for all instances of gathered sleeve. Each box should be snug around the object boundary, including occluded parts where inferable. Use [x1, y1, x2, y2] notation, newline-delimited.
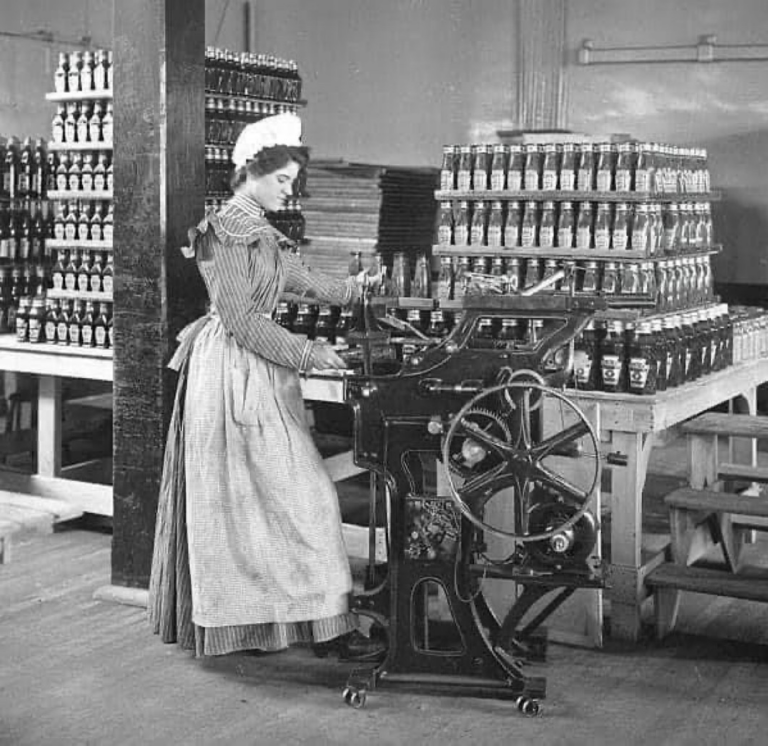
[208, 235, 315, 372]
[280, 250, 358, 307]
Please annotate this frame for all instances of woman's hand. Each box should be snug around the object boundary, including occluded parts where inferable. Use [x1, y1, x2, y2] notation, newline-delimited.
[309, 342, 347, 371]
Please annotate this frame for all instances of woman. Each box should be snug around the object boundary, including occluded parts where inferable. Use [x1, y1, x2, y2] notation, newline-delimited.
[149, 113, 364, 657]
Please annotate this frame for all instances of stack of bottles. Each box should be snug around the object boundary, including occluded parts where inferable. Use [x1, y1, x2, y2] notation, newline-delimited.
[730, 306, 768, 364]
[569, 305, 734, 396]
[437, 198, 714, 254]
[0, 137, 51, 333]
[439, 141, 711, 196]
[15, 295, 113, 349]
[204, 46, 305, 245]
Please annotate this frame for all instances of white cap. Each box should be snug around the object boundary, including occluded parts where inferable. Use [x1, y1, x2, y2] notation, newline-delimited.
[232, 112, 303, 168]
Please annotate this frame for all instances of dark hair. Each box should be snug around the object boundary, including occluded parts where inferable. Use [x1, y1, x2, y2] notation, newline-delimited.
[230, 144, 310, 191]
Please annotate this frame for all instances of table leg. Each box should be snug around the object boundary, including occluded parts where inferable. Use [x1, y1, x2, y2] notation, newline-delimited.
[37, 375, 62, 478]
[607, 430, 654, 641]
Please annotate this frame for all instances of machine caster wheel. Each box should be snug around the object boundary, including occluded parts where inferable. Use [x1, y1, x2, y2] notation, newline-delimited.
[515, 695, 540, 717]
[342, 686, 367, 709]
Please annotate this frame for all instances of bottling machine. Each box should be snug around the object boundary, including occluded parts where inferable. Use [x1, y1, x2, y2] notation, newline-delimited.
[335, 288, 606, 714]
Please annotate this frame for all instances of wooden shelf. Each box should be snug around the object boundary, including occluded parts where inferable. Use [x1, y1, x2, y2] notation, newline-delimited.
[46, 239, 113, 251]
[46, 90, 113, 102]
[205, 91, 303, 108]
[432, 245, 721, 261]
[47, 190, 112, 201]
[47, 141, 113, 152]
[434, 190, 721, 203]
[47, 289, 113, 303]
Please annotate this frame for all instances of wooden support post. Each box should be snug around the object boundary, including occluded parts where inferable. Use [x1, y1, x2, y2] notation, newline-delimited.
[111, 0, 206, 589]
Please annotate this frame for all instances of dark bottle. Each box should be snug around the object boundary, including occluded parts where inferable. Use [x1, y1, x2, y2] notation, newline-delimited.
[411, 253, 431, 298]
[68, 300, 84, 346]
[78, 251, 92, 292]
[17, 137, 33, 197]
[662, 315, 682, 388]
[595, 142, 616, 192]
[56, 299, 71, 346]
[627, 320, 657, 395]
[3, 137, 18, 199]
[469, 201, 487, 247]
[293, 302, 317, 338]
[680, 312, 698, 382]
[15, 296, 31, 343]
[600, 320, 626, 393]
[274, 300, 294, 331]
[523, 258, 541, 290]
[573, 320, 600, 390]
[556, 201, 575, 249]
[81, 301, 96, 347]
[27, 297, 46, 344]
[577, 142, 595, 192]
[31, 203, 46, 262]
[652, 318, 668, 392]
[472, 144, 490, 191]
[52, 251, 66, 290]
[17, 208, 31, 262]
[523, 144, 542, 191]
[106, 305, 114, 348]
[101, 252, 114, 293]
[541, 143, 560, 191]
[94, 303, 109, 348]
[44, 299, 59, 344]
[503, 200, 522, 248]
[64, 250, 79, 291]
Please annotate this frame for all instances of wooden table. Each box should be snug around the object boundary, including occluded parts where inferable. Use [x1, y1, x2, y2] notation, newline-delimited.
[567, 356, 768, 641]
[0, 336, 114, 516]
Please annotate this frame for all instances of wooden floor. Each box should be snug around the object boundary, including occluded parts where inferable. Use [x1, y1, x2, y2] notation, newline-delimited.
[2, 520, 768, 746]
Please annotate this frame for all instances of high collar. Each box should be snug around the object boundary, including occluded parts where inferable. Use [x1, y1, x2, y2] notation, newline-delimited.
[228, 192, 266, 220]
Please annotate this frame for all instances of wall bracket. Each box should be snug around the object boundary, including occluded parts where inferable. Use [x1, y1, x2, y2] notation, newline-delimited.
[578, 35, 768, 66]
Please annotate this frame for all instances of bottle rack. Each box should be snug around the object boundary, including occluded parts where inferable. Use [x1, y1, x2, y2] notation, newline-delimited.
[204, 46, 307, 246]
[13, 49, 116, 351]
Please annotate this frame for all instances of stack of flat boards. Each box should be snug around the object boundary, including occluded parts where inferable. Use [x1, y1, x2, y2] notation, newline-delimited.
[300, 160, 439, 280]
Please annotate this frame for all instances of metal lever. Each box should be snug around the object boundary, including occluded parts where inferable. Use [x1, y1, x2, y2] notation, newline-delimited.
[419, 378, 484, 395]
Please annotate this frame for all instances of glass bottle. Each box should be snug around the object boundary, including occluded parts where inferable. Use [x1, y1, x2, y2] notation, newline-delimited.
[55, 153, 69, 192]
[102, 102, 114, 144]
[601, 320, 626, 393]
[456, 146, 473, 192]
[538, 201, 555, 248]
[452, 200, 469, 246]
[631, 203, 651, 255]
[437, 201, 453, 245]
[506, 145, 524, 191]
[523, 144, 542, 191]
[54, 52, 68, 93]
[593, 203, 611, 250]
[503, 201, 522, 248]
[64, 103, 77, 144]
[576, 202, 593, 249]
[473, 144, 490, 191]
[520, 201, 538, 248]
[523, 258, 541, 289]
[435, 256, 453, 301]
[469, 201, 487, 246]
[81, 301, 96, 347]
[439, 145, 457, 191]
[68, 300, 84, 346]
[611, 202, 630, 251]
[541, 143, 559, 191]
[93, 154, 108, 191]
[89, 252, 103, 292]
[614, 141, 635, 192]
[89, 102, 103, 144]
[559, 142, 576, 191]
[505, 257, 522, 294]
[101, 252, 114, 293]
[452, 256, 470, 299]
[77, 250, 92, 291]
[44, 299, 59, 344]
[68, 153, 82, 192]
[77, 102, 91, 144]
[573, 320, 599, 390]
[56, 299, 71, 346]
[486, 201, 504, 247]
[490, 144, 507, 191]
[102, 204, 114, 242]
[577, 143, 595, 192]
[67, 51, 82, 94]
[595, 142, 616, 192]
[557, 201, 575, 249]
[90, 204, 103, 242]
[662, 204, 680, 255]
[52, 105, 66, 144]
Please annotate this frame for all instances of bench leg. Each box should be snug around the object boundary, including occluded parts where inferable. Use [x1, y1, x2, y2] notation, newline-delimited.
[716, 513, 747, 573]
[654, 586, 681, 639]
[669, 507, 718, 566]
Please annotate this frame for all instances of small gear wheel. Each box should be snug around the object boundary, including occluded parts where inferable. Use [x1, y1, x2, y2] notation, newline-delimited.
[446, 406, 511, 478]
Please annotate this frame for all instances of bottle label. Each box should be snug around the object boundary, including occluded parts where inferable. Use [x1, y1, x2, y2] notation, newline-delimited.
[457, 172, 471, 191]
[576, 227, 592, 249]
[95, 327, 106, 347]
[631, 228, 648, 252]
[103, 225, 113, 242]
[77, 123, 89, 143]
[65, 122, 76, 143]
[524, 170, 539, 191]
[596, 170, 612, 191]
[558, 228, 574, 249]
[45, 321, 57, 343]
[594, 228, 610, 250]
[52, 272, 64, 290]
[507, 171, 522, 191]
[57, 322, 69, 344]
[78, 224, 90, 241]
[57, 175, 68, 191]
[574, 355, 593, 386]
[16, 319, 28, 343]
[601, 354, 622, 388]
[628, 356, 650, 391]
[94, 174, 105, 191]
[635, 170, 650, 192]
[54, 223, 65, 240]
[453, 226, 467, 246]
[559, 171, 575, 191]
[490, 171, 505, 191]
[504, 225, 519, 248]
[65, 273, 77, 291]
[470, 225, 484, 246]
[615, 169, 631, 191]
[577, 169, 592, 191]
[521, 226, 536, 247]
[612, 230, 628, 251]
[486, 226, 502, 247]
[78, 274, 90, 292]
[82, 174, 93, 191]
[68, 323, 81, 345]
[91, 225, 102, 242]
[52, 124, 64, 144]
[102, 275, 113, 294]
[82, 325, 94, 346]
[440, 171, 453, 191]
[538, 226, 554, 248]
[29, 319, 43, 343]
[663, 229, 677, 252]
[542, 170, 557, 190]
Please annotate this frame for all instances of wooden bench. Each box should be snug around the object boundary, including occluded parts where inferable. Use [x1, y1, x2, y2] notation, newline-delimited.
[666, 486, 768, 572]
[646, 562, 768, 639]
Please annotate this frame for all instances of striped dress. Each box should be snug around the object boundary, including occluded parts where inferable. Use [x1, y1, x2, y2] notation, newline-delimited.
[148, 193, 359, 656]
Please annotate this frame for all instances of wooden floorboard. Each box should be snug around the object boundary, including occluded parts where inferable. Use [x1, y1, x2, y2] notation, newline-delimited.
[2, 525, 768, 745]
